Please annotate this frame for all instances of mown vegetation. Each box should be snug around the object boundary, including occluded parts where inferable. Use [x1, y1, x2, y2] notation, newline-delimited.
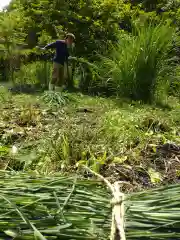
[0, 0, 180, 239]
[0, 0, 179, 184]
[1, 171, 180, 240]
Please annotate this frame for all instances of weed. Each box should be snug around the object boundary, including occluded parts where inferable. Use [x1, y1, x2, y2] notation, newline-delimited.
[14, 61, 52, 89]
[41, 91, 75, 107]
[95, 23, 175, 103]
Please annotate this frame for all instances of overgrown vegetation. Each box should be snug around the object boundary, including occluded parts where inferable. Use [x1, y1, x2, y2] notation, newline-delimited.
[0, 0, 180, 187]
[0, 86, 179, 188]
[0, 0, 180, 101]
[96, 23, 175, 102]
[0, 1, 180, 238]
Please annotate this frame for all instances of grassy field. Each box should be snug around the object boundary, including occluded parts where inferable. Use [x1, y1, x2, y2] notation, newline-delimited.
[0, 85, 179, 191]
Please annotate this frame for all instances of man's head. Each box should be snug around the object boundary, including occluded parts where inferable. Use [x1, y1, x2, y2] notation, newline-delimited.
[65, 33, 75, 46]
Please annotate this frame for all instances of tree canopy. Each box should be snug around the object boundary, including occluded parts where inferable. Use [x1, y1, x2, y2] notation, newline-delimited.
[1, 0, 179, 59]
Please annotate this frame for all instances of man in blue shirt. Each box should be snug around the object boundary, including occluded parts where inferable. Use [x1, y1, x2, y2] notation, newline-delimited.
[42, 33, 75, 91]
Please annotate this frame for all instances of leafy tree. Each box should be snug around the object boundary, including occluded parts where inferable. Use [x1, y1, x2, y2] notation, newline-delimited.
[7, 0, 131, 58]
[0, 10, 27, 81]
[2, 0, 179, 97]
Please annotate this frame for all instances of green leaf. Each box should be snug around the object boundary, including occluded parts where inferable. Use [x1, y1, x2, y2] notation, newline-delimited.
[148, 168, 162, 184]
[0, 146, 9, 153]
[113, 156, 127, 164]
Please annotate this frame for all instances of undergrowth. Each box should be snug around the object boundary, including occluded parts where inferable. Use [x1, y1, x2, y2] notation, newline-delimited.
[14, 61, 52, 89]
[0, 87, 179, 189]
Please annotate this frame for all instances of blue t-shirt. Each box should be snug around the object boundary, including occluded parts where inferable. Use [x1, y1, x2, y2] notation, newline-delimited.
[44, 40, 69, 64]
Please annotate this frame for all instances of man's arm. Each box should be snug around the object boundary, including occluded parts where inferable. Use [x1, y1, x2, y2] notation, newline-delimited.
[42, 41, 57, 50]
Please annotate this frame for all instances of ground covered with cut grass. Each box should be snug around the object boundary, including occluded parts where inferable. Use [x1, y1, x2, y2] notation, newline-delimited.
[0, 85, 180, 191]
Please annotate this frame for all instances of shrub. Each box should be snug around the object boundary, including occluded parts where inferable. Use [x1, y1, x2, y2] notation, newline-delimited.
[95, 23, 175, 103]
[14, 61, 52, 88]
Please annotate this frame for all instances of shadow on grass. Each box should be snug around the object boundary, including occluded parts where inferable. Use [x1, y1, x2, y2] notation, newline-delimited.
[155, 101, 172, 111]
[6, 82, 175, 112]
[112, 97, 173, 111]
[8, 83, 44, 95]
[7, 83, 81, 95]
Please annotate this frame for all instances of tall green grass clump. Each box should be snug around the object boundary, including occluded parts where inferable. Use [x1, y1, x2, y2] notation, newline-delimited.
[97, 23, 175, 103]
[14, 61, 52, 89]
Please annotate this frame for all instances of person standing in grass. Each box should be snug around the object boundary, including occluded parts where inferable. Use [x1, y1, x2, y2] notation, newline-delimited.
[41, 33, 75, 91]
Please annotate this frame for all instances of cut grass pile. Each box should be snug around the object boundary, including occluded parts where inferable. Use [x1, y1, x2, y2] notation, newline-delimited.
[0, 170, 180, 239]
[0, 171, 110, 240]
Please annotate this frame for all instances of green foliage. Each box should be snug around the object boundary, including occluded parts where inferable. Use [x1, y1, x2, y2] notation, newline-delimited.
[14, 61, 52, 88]
[38, 30, 53, 45]
[0, 3, 180, 239]
[42, 91, 75, 106]
[0, 0, 178, 101]
[169, 65, 180, 97]
[8, 0, 125, 57]
[0, 10, 26, 55]
[0, 10, 28, 82]
[95, 23, 175, 102]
